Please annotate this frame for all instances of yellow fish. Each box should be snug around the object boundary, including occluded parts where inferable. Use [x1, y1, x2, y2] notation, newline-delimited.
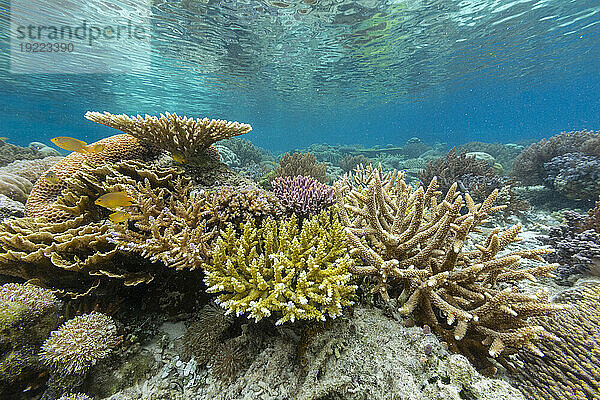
[85, 142, 106, 154]
[95, 192, 133, 210]
[109, 210, 131, 223]
[44, 171, 60, 184]
[0, 137, 7, 141]
[51, 136, 89, 153]
[171, 152, 185, 164]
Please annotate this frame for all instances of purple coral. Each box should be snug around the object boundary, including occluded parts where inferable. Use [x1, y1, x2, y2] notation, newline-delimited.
[543, 152, 600, 200]
[271, 175, 335, 216]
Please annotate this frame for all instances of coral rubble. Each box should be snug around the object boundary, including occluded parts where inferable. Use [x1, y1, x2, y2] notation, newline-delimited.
[271, 175, 336, 217]
[202, 211, 357, 325]
[336, 164, 563, 359]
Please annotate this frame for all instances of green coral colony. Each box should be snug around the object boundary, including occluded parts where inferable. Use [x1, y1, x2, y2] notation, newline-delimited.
[0, 112, 598, 399]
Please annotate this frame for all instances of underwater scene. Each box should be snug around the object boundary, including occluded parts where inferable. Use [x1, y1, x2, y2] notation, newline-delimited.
[0, 0, 600, 399]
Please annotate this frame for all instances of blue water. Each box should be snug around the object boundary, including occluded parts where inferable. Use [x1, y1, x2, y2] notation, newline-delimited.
[1, 0, 600, 153]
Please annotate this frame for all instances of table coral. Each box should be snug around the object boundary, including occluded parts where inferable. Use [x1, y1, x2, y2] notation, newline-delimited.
[501, 282, 600, 400]
[202, 211, 357, 325]
[84, 111, 252, 159]
[335, 164, 564, 360]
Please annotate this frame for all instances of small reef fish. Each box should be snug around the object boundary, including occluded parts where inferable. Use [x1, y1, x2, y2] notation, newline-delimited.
[171, 152, 185, 164]
[51, 136, 105, 154]
[44, 171, 60, 184]
[0, 137, 7, 141]
[109, 210, 131, 223]
[95, 192, 133, 210]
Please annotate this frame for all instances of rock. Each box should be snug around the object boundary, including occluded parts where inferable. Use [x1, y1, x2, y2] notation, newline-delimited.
[0, 193, 24, 219]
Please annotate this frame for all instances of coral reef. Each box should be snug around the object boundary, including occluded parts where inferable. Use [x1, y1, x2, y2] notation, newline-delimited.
[58, 394, 93, 400]
[84, 111, 252, 159]
[202, 211, 357, 325]
[457, 142, 524, 172]
[502, 282, 600, 400]
[337, 154, 371, 172]
[0, 156, 62, 203]
[272, 152, 328, 184]
[513, 129, 600, 185]
[0, 194, 24, 219]
[0, 140, 51, 167]
[219, 137, 272, 167]
[543, 152, 600, 201]
[0, 283, 61, 396]
[335, 165, 563, 360]
[25, 134, 159, 222]
[540, 208, 600, 282]
[271, 175, 336, 217]
[418, 148, 500, 198]
[0, 160, 184, 294]
[111, 183, 285, 271]
[40, 312, 118, 375]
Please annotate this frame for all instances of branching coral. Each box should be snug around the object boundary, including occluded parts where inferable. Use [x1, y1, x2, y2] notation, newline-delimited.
[543, 152, 600, 201]
[84, 111, 252, 159]
[513, 129, 600, 185]
[335, 165, 564, 359]
[501, 282, 600, 400]
[219, 137, 271, 167]
[418, 148, 499, 198]
[272, 175, 336, 217]
[202, 211, 357, 325]
[25, 134, 158, 222]
[540, 208, 600, 282]
[40, 312, 118, 375]
[337, 154, 371, 173]
[272, 152, 328, 184]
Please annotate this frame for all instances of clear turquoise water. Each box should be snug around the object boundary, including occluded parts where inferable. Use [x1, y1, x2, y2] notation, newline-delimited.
[0, 0, 599, 152]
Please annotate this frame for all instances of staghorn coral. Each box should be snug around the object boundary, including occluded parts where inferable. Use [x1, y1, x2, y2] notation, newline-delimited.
[84, 111, 252, 159]
[25, 134, 158, 222]
[543, 152, 600, 201]
[335, 165, 564, 360]
[202, 211, 357, 325]
[501, 282, 600, 400]
[110, 183, 285, 270]
[271, 175, 335, 217]
[337, 154, 371, 173]
[40, 311, 118, 375]
[272, 152, 328, 184]
[513, 129, 600, 185]
[0, 160, 184, 294]
[418, 148, 499, 198]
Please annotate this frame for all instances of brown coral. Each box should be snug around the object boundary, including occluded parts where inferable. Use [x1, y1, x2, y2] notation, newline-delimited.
[25, 134, 158, 222]
[272, 152, 328, 184]
[0, 157, 62, 203]
[502, 282, 600, 400]
[335, 165, 564, 360]
[513, 129, 600, 185]
[84, 111, 252, 159]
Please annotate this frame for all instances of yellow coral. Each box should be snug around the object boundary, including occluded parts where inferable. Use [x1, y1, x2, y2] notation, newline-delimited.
[202, 211, 357, 325]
